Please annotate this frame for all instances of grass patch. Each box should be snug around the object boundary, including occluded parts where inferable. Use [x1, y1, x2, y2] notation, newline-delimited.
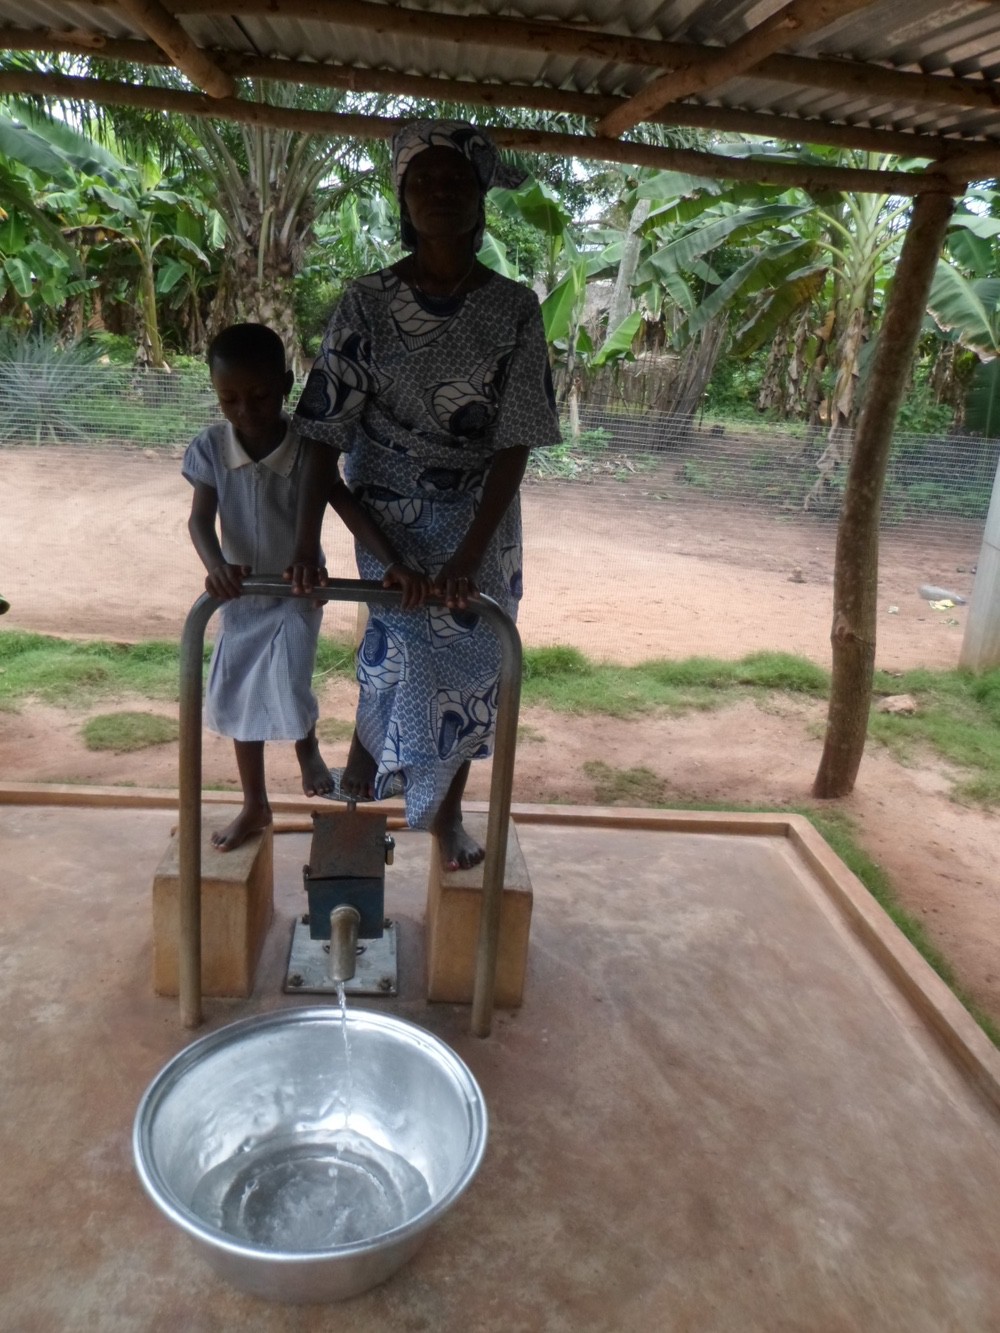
[870, 665, 1000, 806]
[82, 711, 179, 752]
[0, 629, 358, 710]
[0, 631, 195, 709]
[315, 637, 358, 680]
[583, 761, 667, 805]
[7, 631, 1000, 811]
[517, 724, 546, 743]
[317, 717, 355, 743]
[522, 646, 828, 718]
[522, 646, 1000, 808]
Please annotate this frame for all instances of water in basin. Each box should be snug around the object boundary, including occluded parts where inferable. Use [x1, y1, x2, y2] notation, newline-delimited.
[190, 1127, 432, 1250]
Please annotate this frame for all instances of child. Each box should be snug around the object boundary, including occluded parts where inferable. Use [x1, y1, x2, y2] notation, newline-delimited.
[183, 323, 334, 851]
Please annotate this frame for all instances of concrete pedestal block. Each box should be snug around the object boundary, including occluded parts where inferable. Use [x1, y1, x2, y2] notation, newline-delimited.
[152, 816, 273, 998]
[425, 814, 531, 1007]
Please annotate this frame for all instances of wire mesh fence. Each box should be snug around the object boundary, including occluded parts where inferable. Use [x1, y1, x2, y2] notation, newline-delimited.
[0, 361, 994, 670]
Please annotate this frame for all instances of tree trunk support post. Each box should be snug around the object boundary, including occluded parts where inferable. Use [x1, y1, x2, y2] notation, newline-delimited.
[812, 187, 957, 799]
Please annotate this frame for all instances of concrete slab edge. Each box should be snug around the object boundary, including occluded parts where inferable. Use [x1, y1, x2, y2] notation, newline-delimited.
[786, 815, 1000, 1115]
[4, 782, 997, 1110]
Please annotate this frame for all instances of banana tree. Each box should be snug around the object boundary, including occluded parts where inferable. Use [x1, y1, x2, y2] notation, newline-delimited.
[0, 106, 218, 362]
[920, 202, 1000, 435]
[491, 178, 624, 432]
[0, 113, 92, 326]
[616, 172, 823, 414]
[927, 262, 1000, 436]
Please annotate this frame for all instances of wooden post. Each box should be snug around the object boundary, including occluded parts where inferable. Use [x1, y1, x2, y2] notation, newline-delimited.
[812, 187, 956, 799]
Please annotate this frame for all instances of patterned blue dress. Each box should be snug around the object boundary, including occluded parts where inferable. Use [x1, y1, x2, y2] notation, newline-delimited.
[294, 268, 561, 828]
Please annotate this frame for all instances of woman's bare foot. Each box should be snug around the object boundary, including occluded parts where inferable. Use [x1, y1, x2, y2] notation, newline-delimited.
[431, 760, 482, 870]
[433, 815, 485, 872]
[296, 732, 334, 797]
[211, 801, 272, 852]
[343, 731, 378, 800]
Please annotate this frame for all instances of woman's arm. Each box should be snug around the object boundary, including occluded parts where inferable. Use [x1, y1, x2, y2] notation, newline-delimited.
[435, 445, 529, 609]
[329, 481, 431, 611]
[285, 441, 339, 595]
[328, 479, 398, 568]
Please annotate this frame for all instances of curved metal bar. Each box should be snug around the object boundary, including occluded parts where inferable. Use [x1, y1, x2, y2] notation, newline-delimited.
[177, 575, 521, 1037]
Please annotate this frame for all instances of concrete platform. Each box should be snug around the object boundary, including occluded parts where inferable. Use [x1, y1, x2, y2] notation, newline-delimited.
[3, 796, 1000, 1331]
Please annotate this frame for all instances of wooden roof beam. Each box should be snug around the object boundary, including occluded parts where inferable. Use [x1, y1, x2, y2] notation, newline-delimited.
[935, 139, 1000, 181]
[0, 68, 962, 195]
[0, 28, 994, 163]
[597, 0, 878, 139]
[172, 0, 1000, 115]
[114, 0, 234, 98]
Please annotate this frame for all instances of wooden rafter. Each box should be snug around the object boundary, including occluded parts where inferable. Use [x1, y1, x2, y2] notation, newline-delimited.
[113, 0, 233, 99]
[1, 27, 997, 165]
[935, 139, 1000, 180]
[597, 0, 878, 139]
[165, 0, 1000, 116]
[0, 67, 962, 195]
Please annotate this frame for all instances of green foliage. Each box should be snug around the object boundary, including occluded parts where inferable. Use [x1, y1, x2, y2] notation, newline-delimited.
[82, 710, 178, 751]
[702, 351, 769, 422]
[529, 426, 616, 478]
[315, 636, 360, 680]
[484, 199, 545, 279]
[680, 459, 712, 488]
[730, 652, 830, 693]
[523, 645, 592, 679]
[892, 374, 955, 436]
[0, 330, 104, 444]
[294, 272, 342, 359]
[89, 331, 140, 363]
[966, 358, 1000, 437]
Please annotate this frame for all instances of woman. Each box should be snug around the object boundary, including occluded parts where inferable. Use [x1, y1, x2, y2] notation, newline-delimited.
[290, 119, 561, 870]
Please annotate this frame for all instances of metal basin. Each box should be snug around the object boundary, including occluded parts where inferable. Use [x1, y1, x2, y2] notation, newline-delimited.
[133, 1007, 488, 1303]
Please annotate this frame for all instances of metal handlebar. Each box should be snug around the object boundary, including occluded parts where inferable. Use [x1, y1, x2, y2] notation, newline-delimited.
[178, 575, 522, 1038]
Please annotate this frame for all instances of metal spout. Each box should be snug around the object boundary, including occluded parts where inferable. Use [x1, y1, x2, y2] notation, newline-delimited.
[328, 904, 361, 984]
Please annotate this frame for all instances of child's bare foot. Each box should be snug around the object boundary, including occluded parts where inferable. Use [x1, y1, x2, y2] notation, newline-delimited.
[211, 801, 272, 852]
[433, 815, 485, 872]
[342, 731, 377, 800]
[296, 733, 334, 797]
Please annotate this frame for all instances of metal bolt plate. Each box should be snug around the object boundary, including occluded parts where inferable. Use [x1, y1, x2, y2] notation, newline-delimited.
[283, 918, 398, 996]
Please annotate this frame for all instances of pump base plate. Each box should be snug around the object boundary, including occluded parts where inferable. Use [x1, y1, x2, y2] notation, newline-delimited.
[283, 918, 398, 996]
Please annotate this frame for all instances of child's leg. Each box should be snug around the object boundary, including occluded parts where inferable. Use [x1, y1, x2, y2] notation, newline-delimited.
[295, 725, 334, 797]
[212, 740, 271, 852]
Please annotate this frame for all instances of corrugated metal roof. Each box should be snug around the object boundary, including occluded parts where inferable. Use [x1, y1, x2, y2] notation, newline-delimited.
[2, 0, 1000, 154]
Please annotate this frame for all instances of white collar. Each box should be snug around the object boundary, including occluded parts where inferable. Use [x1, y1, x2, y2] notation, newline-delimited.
[222, 414, 297, 477]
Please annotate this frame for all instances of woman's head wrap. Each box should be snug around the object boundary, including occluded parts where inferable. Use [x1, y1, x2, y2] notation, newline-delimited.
[391, 119, 525, 251]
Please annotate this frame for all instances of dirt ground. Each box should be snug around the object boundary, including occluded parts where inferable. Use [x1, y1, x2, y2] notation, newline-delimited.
[2, 447, 998, 1025]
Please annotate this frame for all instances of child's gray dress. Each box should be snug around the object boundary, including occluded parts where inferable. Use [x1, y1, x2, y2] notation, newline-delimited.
[182, 418, 322, 742]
